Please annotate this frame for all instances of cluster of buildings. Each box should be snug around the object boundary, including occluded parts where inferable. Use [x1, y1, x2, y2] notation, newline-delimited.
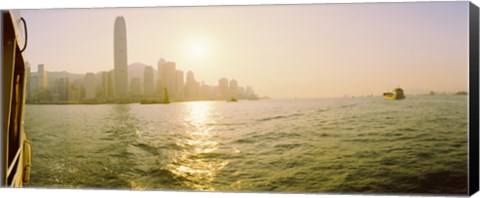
[26, 16, 257, 104]
[25, 62, 257, 104]
[153, 58, 257, 102]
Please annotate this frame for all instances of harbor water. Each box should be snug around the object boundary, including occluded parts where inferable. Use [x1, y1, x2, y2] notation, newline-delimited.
[24, 95, 468, 194]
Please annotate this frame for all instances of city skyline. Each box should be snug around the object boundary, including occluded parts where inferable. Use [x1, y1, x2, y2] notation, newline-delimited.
[21, 2, 469, 98]
[25, 59, 258, 103]
[23, 14, 258, 103]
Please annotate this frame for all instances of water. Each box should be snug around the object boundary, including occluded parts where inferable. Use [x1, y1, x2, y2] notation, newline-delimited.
[24, 95, 468, 194]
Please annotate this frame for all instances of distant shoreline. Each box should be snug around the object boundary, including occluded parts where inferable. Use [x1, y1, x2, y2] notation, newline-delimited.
[25, 94, 469, 105]
[26, 98, 263, 105]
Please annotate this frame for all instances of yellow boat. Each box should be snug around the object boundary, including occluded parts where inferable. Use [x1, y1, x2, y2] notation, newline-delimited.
[227, 98, 238, 102]
[383, 87, 406, 100]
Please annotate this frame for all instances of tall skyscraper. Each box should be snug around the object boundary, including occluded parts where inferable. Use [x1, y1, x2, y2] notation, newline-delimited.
[157, 59, 177, 100]
[54, 78, 69, 101]
[246, 86, 255, 97]
[130, 78, 141, 98]
[85, 73, 96, 100]
[157, 58, 167, 97]
[114, 16, 128, 100]
[186, 71, 199, 100]
[37, 64, 47, 90]
[229, 79, 238, 98]
[175, 70, 185, 100]
[100, 70, 115, 100]
[200, 82, 212, 100]
[144, 66, 154, 97]
[29, 74, 38, 101]
[68, 81, 82, 102]
[101, 71, 108, 99]
[219, 77, 229, 99]
[107, 70, 115, 99]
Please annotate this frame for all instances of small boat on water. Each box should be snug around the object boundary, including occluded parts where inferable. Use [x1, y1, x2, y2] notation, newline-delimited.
[383, 87, 406, 100]
[227, 98, 238, 102]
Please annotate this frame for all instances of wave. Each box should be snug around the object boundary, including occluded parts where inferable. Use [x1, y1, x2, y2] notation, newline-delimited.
[257, 112, 304, 122]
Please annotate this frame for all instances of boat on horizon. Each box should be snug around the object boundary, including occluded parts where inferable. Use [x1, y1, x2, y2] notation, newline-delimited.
[383, 87, 406, 100]
[227, 98, 238, 102]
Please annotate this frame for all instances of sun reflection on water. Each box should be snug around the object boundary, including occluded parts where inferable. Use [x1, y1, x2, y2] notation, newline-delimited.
[187, 101, 210, 126]
[167, 101, 227, 191]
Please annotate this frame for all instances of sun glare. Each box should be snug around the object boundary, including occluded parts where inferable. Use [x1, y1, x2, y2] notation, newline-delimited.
[187, 101, 211, 126]
[186, 38, 210, 61]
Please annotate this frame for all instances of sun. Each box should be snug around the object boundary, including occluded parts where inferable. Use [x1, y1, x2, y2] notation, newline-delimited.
[190, 43, 207, 58]
[185, 38, 211, 62]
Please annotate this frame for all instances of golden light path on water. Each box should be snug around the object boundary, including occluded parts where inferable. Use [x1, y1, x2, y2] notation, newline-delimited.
[167, 101, 228, 191]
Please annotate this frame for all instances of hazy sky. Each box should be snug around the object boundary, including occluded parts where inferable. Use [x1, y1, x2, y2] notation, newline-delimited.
[21, 2, 469, 98]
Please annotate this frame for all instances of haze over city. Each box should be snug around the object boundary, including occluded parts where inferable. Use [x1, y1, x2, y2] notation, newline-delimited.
[21, 2, 469, 98]
[10, 1, 474, 194]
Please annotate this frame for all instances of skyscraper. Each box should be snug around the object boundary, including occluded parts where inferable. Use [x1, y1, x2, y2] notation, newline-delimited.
[157, 58, 166, 97]
[107, 70, 115, 99]
[130, 78, 141, 98]
[54, 78, 69, 101]
[144, 66, 154, 97]
[114, 16, 128, 100]
[186, 71, 199, 100]
[85, 73, 96, 100]
[157, 59, 177, 100]
[229, 79, 238, 98]
[219, 77, 229, 99]
[37, 64, 47, 90]
[162, 62, 177, 98]
[175, 70, 185, 100]
[246, 86, 255, 98]
[200, 82, 212, 100]
[29, 75, 38, 102]
[101, 71, 108, 100]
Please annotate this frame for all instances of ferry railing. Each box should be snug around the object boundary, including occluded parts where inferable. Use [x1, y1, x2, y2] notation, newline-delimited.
[1, 11, 32, 187]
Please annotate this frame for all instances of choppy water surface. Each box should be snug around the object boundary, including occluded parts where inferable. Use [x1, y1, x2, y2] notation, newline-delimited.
[25, 96, 468, 194]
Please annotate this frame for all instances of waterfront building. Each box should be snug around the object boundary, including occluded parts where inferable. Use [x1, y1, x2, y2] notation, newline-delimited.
[156, 58, 166, 97]
[229, 79, 238, 98]
[29, 74, 38, 102]
[246, 86, 255, 98]
[37, 64, 47, 90]
[238, 87, 245, 98]
[100, 70, 115, 100]
[185, 71, 199, 100]
[144, 66, 154, 97]
[199, 82, 212, 100]
[114, 16, 128, 100]
[68, 81, 82, 102]
[53, 78, 69, 101]
[100, 72, 107, 100]
[175, 70, 185, 100]
[158, 60, 177, 100]
[218, 77, 229, 99]
[130, 77, 141, 98]
[85, 73, 96, 100]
